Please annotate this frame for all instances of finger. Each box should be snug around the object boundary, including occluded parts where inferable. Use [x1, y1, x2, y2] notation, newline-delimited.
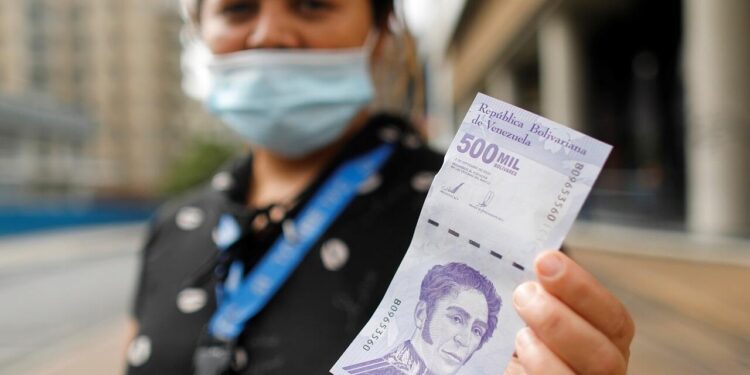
[502, 355, 527, 375]
[514, 282, 627, 375]
[534, 251, 635, 357]
[514, 327, 574, 375]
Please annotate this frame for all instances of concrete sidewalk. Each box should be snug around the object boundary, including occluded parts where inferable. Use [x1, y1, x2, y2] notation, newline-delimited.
[569, 222, 750, 374]
[572, 249, 750, 374]
[7, 316, 129, 375]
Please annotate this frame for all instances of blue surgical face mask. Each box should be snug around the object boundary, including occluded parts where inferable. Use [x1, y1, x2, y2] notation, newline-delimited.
[204, 42, 376, 158]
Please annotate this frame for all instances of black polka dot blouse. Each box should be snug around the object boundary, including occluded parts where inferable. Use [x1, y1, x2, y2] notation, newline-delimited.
[127, 114, 444, 375]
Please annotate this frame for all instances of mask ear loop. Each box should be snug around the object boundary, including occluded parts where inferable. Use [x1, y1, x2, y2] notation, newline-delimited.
[366, 7, 425, 120]
[362, 29, 382, 59]
[178, 0, 215, 100]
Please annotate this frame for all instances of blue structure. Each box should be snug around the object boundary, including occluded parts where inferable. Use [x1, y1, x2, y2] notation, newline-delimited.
[0, 200, 156, 237]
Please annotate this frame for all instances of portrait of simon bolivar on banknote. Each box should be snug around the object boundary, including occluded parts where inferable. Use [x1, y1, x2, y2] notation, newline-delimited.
[343, 262, 501, 375]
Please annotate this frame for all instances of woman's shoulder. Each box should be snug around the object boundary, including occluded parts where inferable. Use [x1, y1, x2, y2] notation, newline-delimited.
[368, 112, 445, 172]
[346, 114, 445, 223]
[143, 156, 249, 244]
[147, 187, 222, 234]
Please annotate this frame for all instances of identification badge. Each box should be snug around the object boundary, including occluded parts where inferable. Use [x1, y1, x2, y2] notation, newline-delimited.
[331, 93, 612, 374]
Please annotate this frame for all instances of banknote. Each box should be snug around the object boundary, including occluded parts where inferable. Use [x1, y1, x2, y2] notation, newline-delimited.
[331, 93, 612, 375]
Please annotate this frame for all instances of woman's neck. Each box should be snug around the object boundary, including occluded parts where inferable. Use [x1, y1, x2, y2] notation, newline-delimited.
[246, 111, 370, 208]
[248, 145, 339, 208]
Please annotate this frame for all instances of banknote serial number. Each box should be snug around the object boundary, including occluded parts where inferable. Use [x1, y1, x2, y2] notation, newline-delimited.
[362, 298, 402, 352]
[546, 163, 585, 222]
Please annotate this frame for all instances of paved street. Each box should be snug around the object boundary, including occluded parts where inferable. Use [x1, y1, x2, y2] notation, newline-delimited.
[0, 223, 748, 374]
[0, 224, 144, 375]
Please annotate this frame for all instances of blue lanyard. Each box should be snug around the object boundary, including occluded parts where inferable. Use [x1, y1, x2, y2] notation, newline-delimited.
[209, 143, 395, 341]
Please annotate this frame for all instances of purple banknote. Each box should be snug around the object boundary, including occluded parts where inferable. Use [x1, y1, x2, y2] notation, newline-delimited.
[331, 93, 612, 374]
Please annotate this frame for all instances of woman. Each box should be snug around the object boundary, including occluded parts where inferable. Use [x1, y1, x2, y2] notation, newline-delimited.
[126, 1, 634, 374]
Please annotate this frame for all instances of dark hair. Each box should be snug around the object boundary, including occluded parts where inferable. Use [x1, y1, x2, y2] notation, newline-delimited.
[371, 0, 394, 29]
[419, 263, 501, 349]
[192, 0, 393, 29]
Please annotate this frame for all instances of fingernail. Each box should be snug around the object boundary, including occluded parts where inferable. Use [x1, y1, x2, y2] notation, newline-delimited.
[537, 252, 564, 279]
[513, 282, 538, 309]
[515, 327, 532, 348]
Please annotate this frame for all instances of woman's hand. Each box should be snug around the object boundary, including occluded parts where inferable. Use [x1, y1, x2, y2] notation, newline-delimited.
[507, 251, 635, 374]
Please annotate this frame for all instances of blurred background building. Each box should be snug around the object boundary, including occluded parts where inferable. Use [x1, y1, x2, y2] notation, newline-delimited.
[0, 0, 226, 200]
[410, 3, 750, 373]
[0, 93, 93, 202]
[415, 0, 749, 238]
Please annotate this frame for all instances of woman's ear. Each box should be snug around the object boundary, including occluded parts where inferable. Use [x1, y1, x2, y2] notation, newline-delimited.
[180, 0, 200, 24]
[180, 0, 204, 43]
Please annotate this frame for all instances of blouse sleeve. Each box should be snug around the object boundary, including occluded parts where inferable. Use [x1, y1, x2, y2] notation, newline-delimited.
[130, 208, 170, 320]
